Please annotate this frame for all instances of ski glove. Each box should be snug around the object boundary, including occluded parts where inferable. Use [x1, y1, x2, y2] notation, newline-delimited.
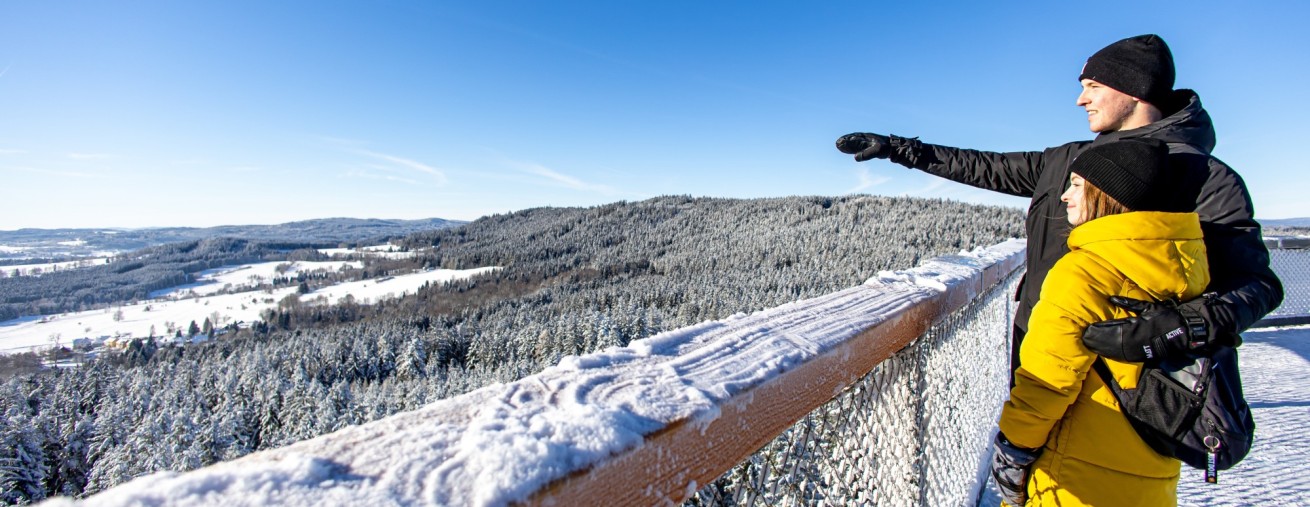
[835, 132, 893, 162]
[991, 432, 1040, 506]
[1082, 294, 1217, 365]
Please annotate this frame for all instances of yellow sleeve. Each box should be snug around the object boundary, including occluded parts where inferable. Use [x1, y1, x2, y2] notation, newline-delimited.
[997, 253, 1120, 449]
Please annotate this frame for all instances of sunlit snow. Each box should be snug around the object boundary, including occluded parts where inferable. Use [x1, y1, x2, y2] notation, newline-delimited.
[0, 262, 497, 355]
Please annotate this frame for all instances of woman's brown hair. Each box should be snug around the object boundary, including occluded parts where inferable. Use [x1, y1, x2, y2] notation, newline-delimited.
[1080, 177, 1131, 223]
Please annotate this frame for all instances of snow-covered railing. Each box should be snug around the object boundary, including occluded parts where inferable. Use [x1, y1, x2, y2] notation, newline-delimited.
[51, 240, 1026, 507]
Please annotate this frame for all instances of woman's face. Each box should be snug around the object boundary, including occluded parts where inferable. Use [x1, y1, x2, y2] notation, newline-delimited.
[1061, 173, 1087, 225]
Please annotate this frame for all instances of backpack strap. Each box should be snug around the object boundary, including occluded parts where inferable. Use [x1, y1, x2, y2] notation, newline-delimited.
[1091, 356, 1128, 401]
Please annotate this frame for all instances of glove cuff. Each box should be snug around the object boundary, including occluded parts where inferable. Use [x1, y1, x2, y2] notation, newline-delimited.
[887, 135, 928, 169]
[995, 433, 1041, 465]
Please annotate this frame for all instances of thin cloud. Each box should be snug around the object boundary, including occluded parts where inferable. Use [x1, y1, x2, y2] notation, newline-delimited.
[344, 169, 419, 186]
[0, 149, 26, 155]
[517, 162, 619, 195]
[355, 150, 448, 185]
[909, 179, 951, 196]
[67, 153, 114, 160]
[905, 178, 1024, 209]
[847, 167, 892, 194]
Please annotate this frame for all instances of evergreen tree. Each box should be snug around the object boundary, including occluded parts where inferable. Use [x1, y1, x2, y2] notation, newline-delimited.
[0, 399, 48, 504]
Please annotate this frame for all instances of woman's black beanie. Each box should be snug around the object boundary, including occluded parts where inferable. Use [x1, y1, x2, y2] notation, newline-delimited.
[1071, 138, 1172, 212]
[1079, 34, 1175, 107]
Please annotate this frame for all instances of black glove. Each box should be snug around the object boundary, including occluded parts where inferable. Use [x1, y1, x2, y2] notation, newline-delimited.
[1082, 294, 1217, 364]
[835, 132, 892, 162]
[991, 432, 1040, 506]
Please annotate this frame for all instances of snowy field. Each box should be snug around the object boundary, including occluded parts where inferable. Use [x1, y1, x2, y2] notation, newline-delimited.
[0, 256, 114, 277]
[318, 245, 418, 259]
[0, 261, 497, 355]
[149, 260, 365, 298]
[0, 243, 416, 278]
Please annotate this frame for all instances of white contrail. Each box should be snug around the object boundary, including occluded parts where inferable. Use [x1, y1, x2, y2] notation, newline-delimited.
[848, 167, 891, 194]
[519, 162, 619, 195]
[0, 64, 10, 79]
[356, 149, 448, 185]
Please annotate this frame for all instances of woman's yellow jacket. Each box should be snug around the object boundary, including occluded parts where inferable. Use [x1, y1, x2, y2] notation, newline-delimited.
[998, 211, 1209, 506]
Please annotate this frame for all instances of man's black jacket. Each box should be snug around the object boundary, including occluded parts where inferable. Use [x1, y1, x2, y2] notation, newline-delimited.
[884, 90, 1283, 340]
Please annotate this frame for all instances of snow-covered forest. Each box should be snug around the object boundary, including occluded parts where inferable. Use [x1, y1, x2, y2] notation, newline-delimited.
[0, 238, 328, 323]
[0, 195, 1023, 505]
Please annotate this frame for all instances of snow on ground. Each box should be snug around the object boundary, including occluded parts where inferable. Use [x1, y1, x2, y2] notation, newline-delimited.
[318, 244, 419, 260]
[1177, 325, 1310, 506]
[298, 266, 498, 306]
[979, 324, 1310, 507]
[0, 287, 294, 354]
[151, 261, 365, 298]
[0, 264, 497, 355]
[317, 247, 357, 256]
[0, 243, 417, 278]
[1, 257, 113, 277]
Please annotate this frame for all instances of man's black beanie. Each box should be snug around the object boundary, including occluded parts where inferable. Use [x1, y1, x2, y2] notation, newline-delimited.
[1079, 34, 1175, 107]
[1071, 138, 1171, 212]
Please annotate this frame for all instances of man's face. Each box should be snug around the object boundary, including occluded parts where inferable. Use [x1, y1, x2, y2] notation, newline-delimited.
[1076, 79, 1139, 133]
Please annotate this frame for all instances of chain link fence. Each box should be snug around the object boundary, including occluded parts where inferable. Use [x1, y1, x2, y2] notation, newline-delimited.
[686, 268, 1021, 506]
[1267, 241, 1310, 319]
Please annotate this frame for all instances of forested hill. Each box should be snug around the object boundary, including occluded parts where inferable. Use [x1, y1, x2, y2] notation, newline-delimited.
[404, 194, 1020, 293]
[0, 217, 465, 263]
[0, 195, 1023, 505]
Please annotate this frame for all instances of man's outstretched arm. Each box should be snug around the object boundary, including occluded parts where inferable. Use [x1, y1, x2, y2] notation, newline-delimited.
[836, 132, 1050, 198]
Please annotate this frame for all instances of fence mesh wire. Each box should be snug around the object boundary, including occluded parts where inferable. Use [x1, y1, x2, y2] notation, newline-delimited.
[685, 271, 1022, 507]
[1269, 246, 1310, 317]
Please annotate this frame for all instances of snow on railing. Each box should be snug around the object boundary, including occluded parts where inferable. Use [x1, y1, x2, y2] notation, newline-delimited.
[48, 239, 1026, 507]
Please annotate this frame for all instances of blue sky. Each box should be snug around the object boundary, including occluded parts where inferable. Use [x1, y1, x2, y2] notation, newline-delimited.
[2, 1, 1307, 230]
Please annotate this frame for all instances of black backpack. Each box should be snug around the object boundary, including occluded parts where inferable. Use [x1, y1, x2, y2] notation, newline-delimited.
[1092, 345, 1255, 483]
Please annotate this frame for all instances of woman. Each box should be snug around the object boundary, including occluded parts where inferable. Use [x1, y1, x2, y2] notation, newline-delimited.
[990, 138, 1207, 506]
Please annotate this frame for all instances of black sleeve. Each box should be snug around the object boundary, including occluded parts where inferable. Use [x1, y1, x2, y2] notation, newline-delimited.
[1187, 155, 1285, 338]
[887, 138, 1051, 198]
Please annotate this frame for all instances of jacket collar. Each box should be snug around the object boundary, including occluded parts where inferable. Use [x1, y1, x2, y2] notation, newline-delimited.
[1092, 90, 1216, 154]
[1069, 211, 1203, 249]
[1068, 211, 1208, 301]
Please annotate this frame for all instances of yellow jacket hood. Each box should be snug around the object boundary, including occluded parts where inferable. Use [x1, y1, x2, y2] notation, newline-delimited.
[1068, 211, 1209, 302]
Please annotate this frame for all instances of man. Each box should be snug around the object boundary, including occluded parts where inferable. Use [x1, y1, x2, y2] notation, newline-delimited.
[835, 34, 1282, 377]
